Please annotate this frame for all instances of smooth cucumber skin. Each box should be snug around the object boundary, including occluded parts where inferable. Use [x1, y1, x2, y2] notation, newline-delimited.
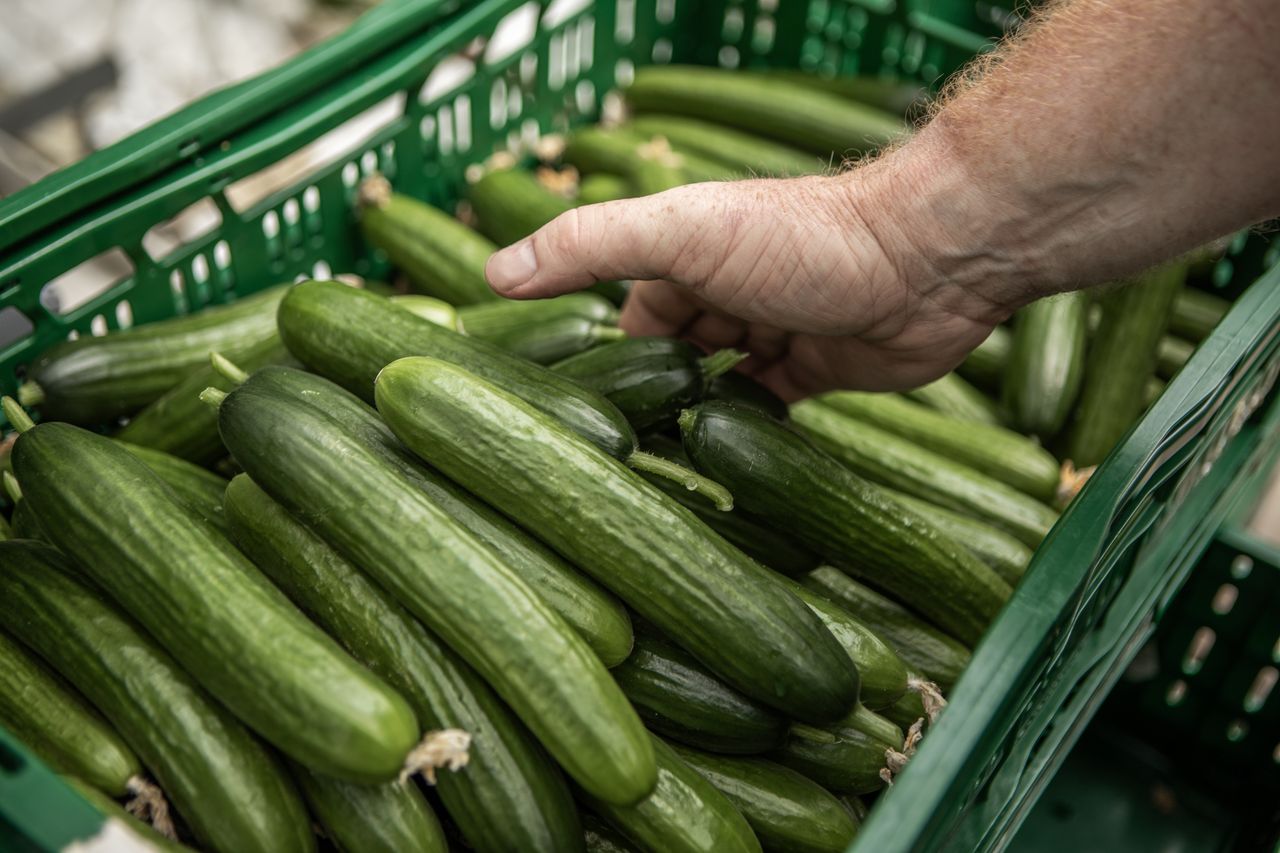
[459, 293, 620, 330]
[790, 400, 1058, 548]
[879, 682, 929, 732]
[706, 371, 789, 420]
[611, 633, 786, 755]
[468, 313, 621, 364]
[277, 280, 635, 459]
[684, 403, 1011, 646]
[244, 366, 632, 668]
[563, 127, 704, 193]
[0, 630, 140, 796]
[12, 422, 418, 782]
[1157, 334, 1195, 380]
[217, 371, 654, 807]
[0, 541, 313, 853]
[670, 744, 858, 853]
[116, 441, 228, 533]
[23, 285, 286, 424]
[584, 814, 641, 852]
[1005, 291, 1089, 439]
[904, 372, 1003, 426]
[627, 115, 822, 177]
[883, 488, 1033, 587]
[802, 567, 970, 690]
[554, 338, 706, 433]
[468, 167, 574, 247]
[771, 707, 901, 796]
[225, 475, 584, 853]
[578, 173, 632, 204]
[1171, 287, 1229, 342]
[294, 770, 446, 853]
[375, 357, 861, 725]
[586, 735, 762, 853]
[958, 325, 1012, 392]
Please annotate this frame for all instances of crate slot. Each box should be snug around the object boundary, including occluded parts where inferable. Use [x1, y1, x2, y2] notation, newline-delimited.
[718, 45, 741, 67]
[1230, 554, 1254, 579]
[1244, 666, 1277, 713]
[89, 315, 108, 337]
[544, 0, 593, 28]
[490, 78, 510, 128]
[454, 95, 474, 152]
[1210, 583, 1239, 615]
[38, 249, 134, 317]
[485, 2, 539, 65]
[1181, 627, 1216, 675]
[213, 240, 233, 270]
[421, 55, 477, 104]
[1225, 719, 1248, 742]
[615, 58, 635, 86]
[313, 260, 333, 280]
[1165, 679, 1188, 706]
[653, 37, 674, 63]
[616, 0, 636, 43]
[141, 197, 224, 262]
[114, 300, 134, 331]
[0, 308, 34, 352]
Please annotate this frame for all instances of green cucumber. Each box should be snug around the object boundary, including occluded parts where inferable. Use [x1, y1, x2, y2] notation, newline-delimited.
[563, 127, 689, 195]
[293, 771, 446, 853]
[585, 734, 762, 853]
[0, 512, 9, 540]
[7, 414, 418, 782]
[627, 66, 903, 156]
[818, 391, 1059, 501]
[958, 325, 1011, 392]
[1170, 287, 1230, 341]
[1157, 335, 1195, 380]
[578, 173, 632, 204]
[18, 285, 287, 425]
[610, 633, 786, 755]
[0, 631, 140, 797]
[391, 294, 461, 329]
[879, 683, 930, 732]
[747, 69, 929, 118]
[63, 776, 190, 852]
[771, 705, 900, 796]
[375, 357, 860, 724]
[357, 177, 498, 305]
[213, 370, 653, 806]
[669, 744, 858, 853]
[1066, 262, 1187, 467]
[801, 567, 970, 690]
[627, 115, 822, 176]
[681, 403, 1011, 645]
[1004, 291, 1089, 439]
[904, 372, 1003, 425]
[705, 371, 788, 420]
[1145, 376, 1167, 408]
[585, 813, 641, 852]
[0, 540, 313, 853]
[789, 400, 1058, 548]
[224, 473, 584, 852]
[116, 441, 228, 533]
[458, 294, 625, 364]
[881, 488, 1033, 587]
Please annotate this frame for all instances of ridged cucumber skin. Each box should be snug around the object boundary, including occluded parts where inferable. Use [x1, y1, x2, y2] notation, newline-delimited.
[244, 367, 632, 668]
[1157, 335, 1195, 380]
[0, 541, 313, 853]
[669, 744, 858, 853]
[278, 280, 635, 460]
[627, 66, 903, 156]
[11, 423, 418, 782]
[553, 338, 707, 433]
[458, 295, 623, 365]
[683, 403, 1011, 645]
[705, 371, 789, 420]
[1171, 287, 1229, 342]
[116, 441, 228, 533]
[818, 391, 1059, 502]
[610, 633, 786, 755]
[0, 630, 140, 797]
[1066, 263, 1188, 467]
[801, 567, 970, 690]
[293, 770, 446, 853]
[217, 371, 654, 807]
[585, 735, 762, 853]
[115, 334, 293, 465]
[585, 814, 641, 852]
[224, 474, 584, 852]
[958, 325, 1012, 392]
[21, 285, 286, 425]
[1004, 291, 1089, 439]
[904, 372, 1003, 426]
[358, 188, 498, 305]
[883, 488, 1033, 587]
[790, 400, 1058, 548]
[627, 115, 822, 177]
[578, 173, 632, 204]
[771, 707, 902, 796]
[375, 357, 861, 725]
[63, 776, 190, 852]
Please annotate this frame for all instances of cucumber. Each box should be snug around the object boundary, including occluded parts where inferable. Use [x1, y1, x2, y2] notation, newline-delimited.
[0, 512, 9, 540]
[610, 633, 786, 755]
[458, 295, 625, 364]
[881, 488, 1033, 587]
[627, 66, 903, 156]
[1170, 287, 1230, 341]
[357, 177, 498, 305]
[817, 391, 1059, 501]
[705, 371, 788, 420]
[903, 372, 1003, 426]
[0, 631, 140, 797]
[391, 294, 461, 329]
[958, 325, 1011, 392]
[1066, 262, 1187, 467]
[1144, 376, 1167, 408]
[801, 567, 970, 690]
[578, 173, 632, 204]
[771, 706, 901, 796]
[681, 403, 1011, 645]
[746, 69, 929, 118]
[1004, 291, 1089, 439]
[375, 357, 861, 724]
[0, 540, 313, 853]
[626, 115, 822, 177]
[293, 770, 446, 853]
[789, 400, 1058, 548]
[213, 370, 653, 806]
[584, 734, 762, 853]
[224, 473, 584, 852]
[63, 776, 189, 852]
[1157, 335, 1195, 380]
[879, 683, 930, 732]
[6, 414, 418, 782]
[585, 814, 641, 852]
[18, 285, 287, 425]
[116, 441, 228, 533]
[669, 744, 859, 853]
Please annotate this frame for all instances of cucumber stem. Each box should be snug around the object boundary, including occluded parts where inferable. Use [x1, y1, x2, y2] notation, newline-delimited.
[399, 728, 472, 785]
[124, 776, 175, 840]
[677, 408, 698, 435]
[209, 352, 249, 385]
[698, 348, 748, 380]
[789, 723, 838, 744]
[15, 381, 44, 408]
[357, 174, 393, 210]
[593, 326, 628, 343]
[627, 451, 733, 511]
[3, 471, 22, 502]
[199, 388, 228, 409]
[2, 397, 34, 433]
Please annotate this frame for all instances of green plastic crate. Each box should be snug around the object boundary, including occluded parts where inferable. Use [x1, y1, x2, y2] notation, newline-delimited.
[0, 0, 1276, 850]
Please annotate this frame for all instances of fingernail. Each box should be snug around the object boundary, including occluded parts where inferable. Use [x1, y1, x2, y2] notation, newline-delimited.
[486, 239, 538, 293]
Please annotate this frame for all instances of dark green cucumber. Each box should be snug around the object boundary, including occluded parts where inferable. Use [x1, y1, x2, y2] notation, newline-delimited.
[882, 489, 1032, 587]
[802, 567, 970, 690]
[116, 441, 228, 533]
[789, 400, 1058, 548]
[1004, 291, 1089, 439]
[294, 770, 446, 853]
[224, 474, 584, 852]
[669, 744, 858, 853]
[879, 682, 930, 732]
[1145, 376, 1167, 408]
[563, 127, 736, 192]
[610, 633, 786, 755]
[585, 813, 641, 852]
[585, 734, 762, 853]
[1170, 287, 1230, 341]
[627, 115, 822, 177]
[903, 372, 1003, 426]
[0, 631, 140, 797]
[18, 285, 287, 425]
[627, 65, 903, 156]
[357, 177, 497, 305]
[958, 325, 1012, 392]
[235, 367, 632, 668]
[682, 403, 1011, 645]
[1157, 335, 1195, 380]
[578, 173, 632, 204]
[747, 69, 929, 118]
[8, 418, 418, 782]
[0, 540, 313, 853]
[63, 776, 189, 852]
[818, 391, 1059, 501]
[0, 512, 9, 540]
[1066, 262, 1187, 467]
[458, 295, 625, 364]
[375, 357, 861, 724]
[705, 371, 788, 420]
[771, 705, 900, 796]
[214, 370, 653, 806]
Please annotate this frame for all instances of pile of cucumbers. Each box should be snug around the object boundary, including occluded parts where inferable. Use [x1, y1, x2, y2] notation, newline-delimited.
[0, 64, 1233, 853]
